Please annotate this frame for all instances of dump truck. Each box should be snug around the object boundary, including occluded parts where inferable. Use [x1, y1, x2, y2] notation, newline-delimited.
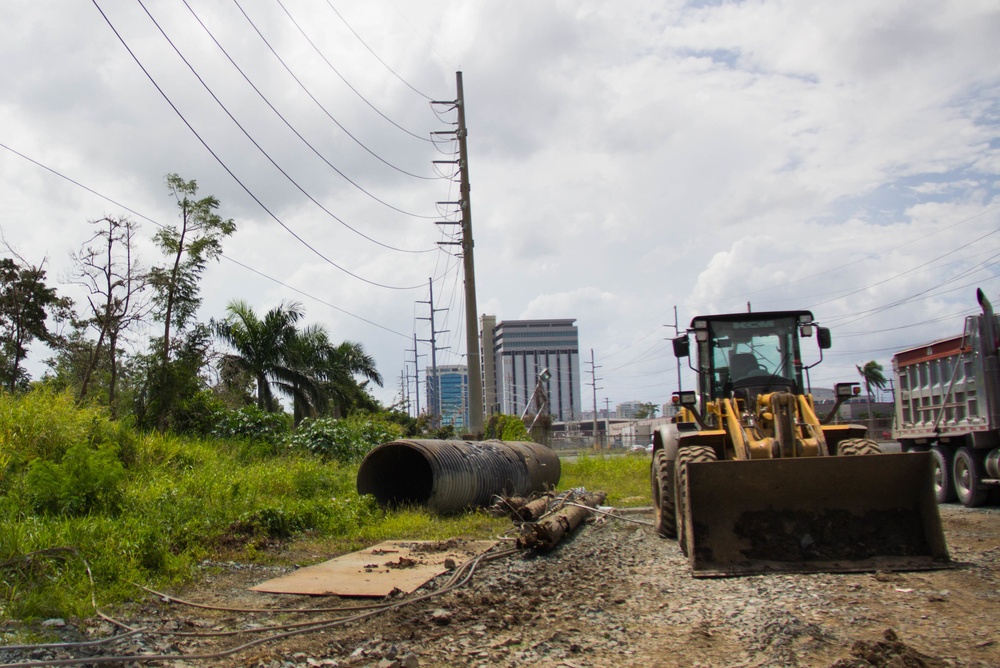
[893, 288, 1000, 507]
[652, 309, 948, 577]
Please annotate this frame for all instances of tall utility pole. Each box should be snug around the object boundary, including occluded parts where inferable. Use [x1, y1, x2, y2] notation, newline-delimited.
[417, 278, 448, 426]
[409, 334, 424, 417]
[588, 349, 602, 450]
[433, 73, 484, 436]
[456, 72, 484, 436]
[667, 305, 683, 394]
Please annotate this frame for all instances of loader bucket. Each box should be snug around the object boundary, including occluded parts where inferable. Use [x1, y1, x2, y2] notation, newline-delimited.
[684, 452, 949, 577]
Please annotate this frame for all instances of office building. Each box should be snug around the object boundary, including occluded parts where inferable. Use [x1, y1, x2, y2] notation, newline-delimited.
[426, 365, 469, 429]
[482, 318, 582, 422]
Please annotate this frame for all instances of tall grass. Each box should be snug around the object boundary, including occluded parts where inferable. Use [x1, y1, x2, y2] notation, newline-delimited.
[557, 453, 651, 507]
[0, 390, 400, 621]
[0, 390, 643, 623]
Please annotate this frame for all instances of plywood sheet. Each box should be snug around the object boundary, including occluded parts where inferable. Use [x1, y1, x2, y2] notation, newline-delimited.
[250, 539, 497, 597]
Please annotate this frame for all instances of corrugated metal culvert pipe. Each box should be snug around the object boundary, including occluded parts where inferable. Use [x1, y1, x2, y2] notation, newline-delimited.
[356, 439, 561, 514]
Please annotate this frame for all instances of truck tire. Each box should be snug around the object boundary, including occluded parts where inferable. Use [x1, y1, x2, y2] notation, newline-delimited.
[674, 446, 717, 558]
[837, 438, 882, 456]
[930, 446, 957, 503]
[954, 447, 988, 508]
[651, 450, 676, 539]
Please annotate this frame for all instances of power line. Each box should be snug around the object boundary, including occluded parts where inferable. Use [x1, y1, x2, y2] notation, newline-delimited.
[91, 0, 424, 290]
[321, 0, 435, 101]
[273, 0, 434, 141]
[139, 0, 439, 252]
[0, 140, 414, 339]
[179, 0, 442, 220]
[733, 202, 1000, 305]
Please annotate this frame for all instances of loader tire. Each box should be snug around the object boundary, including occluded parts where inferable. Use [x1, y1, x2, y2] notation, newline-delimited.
[651, 450, 677, 538]
[837, 438, 882, 456]
[674, 446, 717, 558]
[954, 446, 989, 508]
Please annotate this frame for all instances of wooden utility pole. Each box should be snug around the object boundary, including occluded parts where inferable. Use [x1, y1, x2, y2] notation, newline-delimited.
[431, 72, 483, 436]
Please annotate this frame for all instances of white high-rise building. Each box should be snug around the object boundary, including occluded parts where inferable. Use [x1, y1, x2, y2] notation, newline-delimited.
[481, 318, 582, 422]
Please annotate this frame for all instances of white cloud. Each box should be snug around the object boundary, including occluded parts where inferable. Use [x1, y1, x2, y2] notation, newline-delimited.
[2, 0, 999, 410]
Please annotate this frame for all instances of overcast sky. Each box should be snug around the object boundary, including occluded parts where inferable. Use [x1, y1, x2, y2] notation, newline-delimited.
[2, 0, 998, 412]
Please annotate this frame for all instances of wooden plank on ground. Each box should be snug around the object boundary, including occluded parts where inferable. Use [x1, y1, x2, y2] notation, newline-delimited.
[249, 539, 496, 597]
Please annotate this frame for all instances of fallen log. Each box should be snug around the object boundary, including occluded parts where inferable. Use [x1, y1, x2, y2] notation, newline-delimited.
[517, 491, 607, 551]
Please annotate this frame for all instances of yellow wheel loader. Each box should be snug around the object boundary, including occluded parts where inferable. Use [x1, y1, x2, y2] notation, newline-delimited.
[652, 310, 949, 577]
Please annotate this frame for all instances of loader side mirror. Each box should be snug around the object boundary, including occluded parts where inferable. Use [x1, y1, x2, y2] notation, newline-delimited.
[672, 335, 690, 358]
[673, 390, 697, 407]
[834, 382, 858, 398]
[817, 327, 832, 350]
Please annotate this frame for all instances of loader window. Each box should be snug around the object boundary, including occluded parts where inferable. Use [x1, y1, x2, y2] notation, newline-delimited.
[706, 316, 802, 398]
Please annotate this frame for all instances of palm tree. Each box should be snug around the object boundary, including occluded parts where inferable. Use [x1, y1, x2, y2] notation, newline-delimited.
[285, 328, 383, 424]
[322, 339, 383, 416]
[214, 300, 318, 412]
[856, 360, 888, 437]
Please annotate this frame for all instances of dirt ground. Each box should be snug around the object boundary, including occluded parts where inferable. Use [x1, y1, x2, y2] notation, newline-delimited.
[2, 503, 998, 668]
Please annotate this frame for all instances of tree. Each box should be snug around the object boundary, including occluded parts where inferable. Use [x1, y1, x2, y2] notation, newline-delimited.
[69, 216, 150, 414]
[0, 248, 73, 392]
[635, 402, 660, 419]
[214, 300, 384, 425]
[856, 360, 888, 437]
[214, 300, 316, 414]
[304, 336, 383, 420]
[148, 174, 235, 430]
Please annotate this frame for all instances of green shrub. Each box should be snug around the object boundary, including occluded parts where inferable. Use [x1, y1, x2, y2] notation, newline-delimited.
[484, 413, 530, 441]
[25, 442, 125, 516]
[211, 405, 291, 445]
[284, 413, 403, 464]
[172, 389, 227, 436]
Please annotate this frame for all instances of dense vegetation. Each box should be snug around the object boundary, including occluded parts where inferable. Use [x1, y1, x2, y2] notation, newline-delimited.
[0, 175, 650, 625]
[0, 389, 648, 624]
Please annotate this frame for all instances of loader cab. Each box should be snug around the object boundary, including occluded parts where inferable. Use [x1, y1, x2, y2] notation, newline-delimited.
[674, 310, 830, 412]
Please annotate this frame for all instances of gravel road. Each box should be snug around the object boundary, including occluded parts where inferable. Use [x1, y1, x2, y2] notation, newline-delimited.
[3, 503, 998, 668]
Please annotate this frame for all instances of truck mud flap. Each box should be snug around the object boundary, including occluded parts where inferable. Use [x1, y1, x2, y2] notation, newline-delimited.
[684, 452, 950, 577]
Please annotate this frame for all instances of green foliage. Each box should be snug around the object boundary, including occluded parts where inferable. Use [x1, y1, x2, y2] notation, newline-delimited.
[284, 413, 404, 464]
[0, 387, 136, 469]
[484, 413, 530, 441]
[558, 454, 650, 507]
[0, 255, 74, 391]
[634, 402, 660, 419]
[0, 391, 526, 623]
[211, 405, 291, 444]
[172, 388, 226, 436]
[25, 442, 125, 516]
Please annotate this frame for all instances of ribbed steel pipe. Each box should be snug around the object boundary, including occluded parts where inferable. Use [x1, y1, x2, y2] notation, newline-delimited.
[356, 439, 561, 513]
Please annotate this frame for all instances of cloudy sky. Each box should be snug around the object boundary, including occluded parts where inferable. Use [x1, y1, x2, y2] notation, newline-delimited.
[2, 0, 998, 413]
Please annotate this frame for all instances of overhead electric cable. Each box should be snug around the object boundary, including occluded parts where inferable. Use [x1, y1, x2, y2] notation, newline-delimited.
[138, 0, 437, 253]
[0, 141, 414, 338]
[264, 0, 432, 142]
[225, 0, 439, 178]
[729, 202, 1000, 305]
[809, 227, 1000, 312]
[91, 0, 424, 290]
[180, 0, 440, 219]
[321, 0, 434, 101]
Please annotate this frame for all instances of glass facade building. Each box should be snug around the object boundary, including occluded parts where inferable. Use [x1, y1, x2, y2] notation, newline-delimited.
[426, 365, 469, 429]
[483, 318, 582, 422]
